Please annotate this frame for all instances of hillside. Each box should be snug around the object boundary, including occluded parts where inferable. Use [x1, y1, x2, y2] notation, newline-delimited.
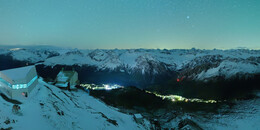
[0, 78, 150, 130]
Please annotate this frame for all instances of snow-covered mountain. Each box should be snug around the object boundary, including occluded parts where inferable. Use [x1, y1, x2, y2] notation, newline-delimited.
[1, 47, 260, 81]
[1, 47, 260, 129]
[0, 78, 150, 129]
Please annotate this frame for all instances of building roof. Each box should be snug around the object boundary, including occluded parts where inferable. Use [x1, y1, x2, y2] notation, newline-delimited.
[0, 65, 35, 80]
[134, 114, 143, 119]
[56, 70, 77, 83]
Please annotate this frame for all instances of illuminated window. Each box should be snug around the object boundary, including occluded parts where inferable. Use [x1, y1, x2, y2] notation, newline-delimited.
[12, 84, 27, 89]
[11, 76, 37, 89]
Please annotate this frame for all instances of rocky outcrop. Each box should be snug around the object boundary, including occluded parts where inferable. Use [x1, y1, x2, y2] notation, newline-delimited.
[178, 118, 203, 130]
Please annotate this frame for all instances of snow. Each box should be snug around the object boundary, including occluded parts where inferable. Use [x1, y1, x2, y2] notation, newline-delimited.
[120, 51, 139, 68]
[0, 78, 148, 129]
[1, 47, 260, 129]
[10, 50, 46, 63]
[55, 83, 68, 87]
[163, 94, 260, 129]
[197, 61, 260, 80]
[0, 65, 35, 81]
[202, 97, 260, 130]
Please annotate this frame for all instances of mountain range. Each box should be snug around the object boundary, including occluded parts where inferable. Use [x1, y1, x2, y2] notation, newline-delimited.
[1, 46, 260, 87]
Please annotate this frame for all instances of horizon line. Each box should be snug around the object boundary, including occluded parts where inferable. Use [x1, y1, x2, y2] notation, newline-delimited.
[0, 44, 259, 50]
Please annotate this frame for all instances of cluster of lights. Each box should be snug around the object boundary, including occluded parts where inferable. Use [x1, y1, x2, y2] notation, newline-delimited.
[80, 84, 217, 103]
[146, 91, 217, 104]
[104, 84, 122, 90]
[9, 48, 23, 51]
[80, 83, 123, 90]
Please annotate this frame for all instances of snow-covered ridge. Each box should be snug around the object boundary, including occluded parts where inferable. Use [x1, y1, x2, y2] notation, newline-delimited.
[0, 78, 149, 129]
[1, 47, 260, 80]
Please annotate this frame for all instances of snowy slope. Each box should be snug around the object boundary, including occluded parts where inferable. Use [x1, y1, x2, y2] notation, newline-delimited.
[1, 48, 60, 63]
[1, 47, 260, 80]
[0, 78, 150, 130]
[163, 92, 260, 130]
[196, 60, 260, 80]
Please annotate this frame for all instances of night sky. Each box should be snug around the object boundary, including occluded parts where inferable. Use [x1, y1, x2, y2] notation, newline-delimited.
[0, 0, 259, 49]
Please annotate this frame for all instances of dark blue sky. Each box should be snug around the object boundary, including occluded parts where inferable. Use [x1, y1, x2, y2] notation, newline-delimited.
[0, 0, 259, 49]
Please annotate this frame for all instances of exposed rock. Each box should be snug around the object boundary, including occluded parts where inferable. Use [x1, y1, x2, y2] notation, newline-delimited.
[12, 105, 20, 115]
[4, 119, 10, 125]
[0, 127, 13, 130]
[178, 118, 203, 130]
